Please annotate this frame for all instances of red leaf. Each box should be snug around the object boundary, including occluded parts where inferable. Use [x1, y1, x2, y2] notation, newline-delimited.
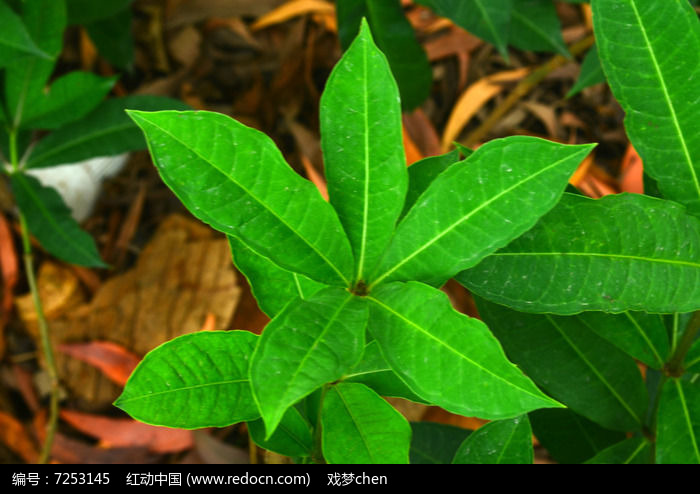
[58, 341, 140, 387]
[60, 410, 194, 454]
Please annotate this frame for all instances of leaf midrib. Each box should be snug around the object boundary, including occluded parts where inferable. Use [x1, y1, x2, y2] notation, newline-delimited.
[138, 114, 349, 285]
[490, 251, 700, 269]
[372, 149, 585, 286]
[368, 294, 552, 404]
[116, 378, 249, 405]
[627, 1, 700, 201]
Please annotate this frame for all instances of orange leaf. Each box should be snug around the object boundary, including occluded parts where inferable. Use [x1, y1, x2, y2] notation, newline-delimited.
[0, 411, 38, 463]
[58, 341, 140, 387]
[441, 68, 531, 151]
[620, 143, 644, 194]
[251, 0, 335, 31]
[61, 410, 193, 454]
[0, 213, 18, 356]
[403, 126, 424, 166]
[300, 155, 328, 200]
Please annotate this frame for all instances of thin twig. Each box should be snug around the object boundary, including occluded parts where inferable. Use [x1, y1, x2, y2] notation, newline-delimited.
[464, 34, 595, 147]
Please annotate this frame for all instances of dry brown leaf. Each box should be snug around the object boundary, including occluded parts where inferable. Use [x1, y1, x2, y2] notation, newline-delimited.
[569, 153, 594, 188]
[403, 127, 424, 166]
[0, 411, 38, 462]
[402, 109, 442, 157]
[251, 0, 335, 31]
[15, 262, 85, 326]
[168, 25, 202, 67]
[50, 432, 155, 464]
[441, 68, 531, 151]
[300, 155, 328, 200]
[192, 430, 249, 464]
[422, 407, 488, 432]
[22, 215, 240, 407]
[521, 101, 562, 140]
[60, 410, 193, 454]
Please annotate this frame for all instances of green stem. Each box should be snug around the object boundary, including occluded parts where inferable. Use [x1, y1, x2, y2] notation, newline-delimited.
[666, 311, 700, 377]
[9, 128, 59, 463]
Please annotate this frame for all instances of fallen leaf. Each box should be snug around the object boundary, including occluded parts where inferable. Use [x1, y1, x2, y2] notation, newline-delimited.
[58, 341, 140, 387]
[403, 126, 424, 166]
[168, 25, 202, 67]
[620, 143, 644, 194]
[23, 215, 240, 407]
[442, 68, 531, 151]
[60, 410, 193, 454]
[166, 0, 287, 29]
[402, 109, 442, 157]
[192, 430, 249, 464]
[51, 432, 156, 464]
[0, 411, 38, 463]
[521, 101, 562, 140]
[251, 0, 335, 31]
[0, 213, 18, 358]
[300, 155, 328, 200]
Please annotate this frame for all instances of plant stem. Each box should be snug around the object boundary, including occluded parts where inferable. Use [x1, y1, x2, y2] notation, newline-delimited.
[9, 128, 60, 463]
[311, 385, 329, 464]
[666, 311, 700, 376]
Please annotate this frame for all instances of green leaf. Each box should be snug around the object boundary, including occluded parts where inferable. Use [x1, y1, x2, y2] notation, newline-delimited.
[529, 408, 626, 464]
[476, 297, 649, 432]
[321, 382, 411, 464]
[459, 193, 700, 314]
[585, 436, 651, 464]
[127, 110, 354, 286]
[593, 0, 700, 215]
[576, 311, 669, 369]
[250, 287, 368, 437]
[65, 0, 133, 24]
[20, 71, 116, 130]
[342, 341, 428, 404]
[367, 282, 562, 420]
[248, 407, 313, 458]
[10, 173, 106, 268]
[402, 150, 460, 218]
[0, 0, 51, 67]
[228, 236, 326, 318]
[656, 378, 700, 464]
[3, 0, 66, 126]
[509, 0, 569, 57]
[336, 2, 431, 111]
[114, 330, 260, 428]
[415, 0, 512, 60]
[85, 7, 134, 70]
[371, 137, 595, 287]
[321, 19, 407, 283]
[26, 95, 189, 168]
[452, 416, 533, 464]
[409, 422, 471, 464]
[684, 339, 700, 373]
[566, 45, 605, 98]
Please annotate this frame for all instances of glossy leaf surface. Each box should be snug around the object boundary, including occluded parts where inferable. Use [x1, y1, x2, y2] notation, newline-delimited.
[367, 282, 561, 420]
[576, 311, 669, 369]
[452, 416, 533, 464]
[27, 95, 189, 168]
[656, 378, 700, 464]
[321, 382, 411, 464]
[371, 137, 594, 287]
[115, 331, 260, 428]
[476, 298, 648, 432]
[228, 236, 325, 318]
[336, 2, 431, 111]
[343, 341, 428, 404]
[247, 407, 313, 458]
[409, 422, 471, 464]
[321, 19, 407, 282]
[10, 173, 106, 268]
[250, 287, 368, 436]
[402, 150, 460, 218]
[593, 0, 700, 215]
[127, 110, 354, 286]
[460, 193, 700, 314]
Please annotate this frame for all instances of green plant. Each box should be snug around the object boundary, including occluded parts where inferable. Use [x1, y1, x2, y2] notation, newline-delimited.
[0, 0, 185, 462]
[117, 0, 700, 464]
